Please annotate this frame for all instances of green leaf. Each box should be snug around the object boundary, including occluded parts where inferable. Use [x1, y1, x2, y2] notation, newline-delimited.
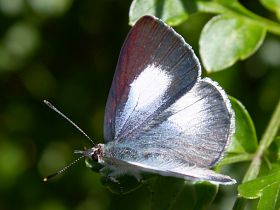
[260, 0, 280, 20]
[199, 14, 266, 72]
[151, 176, 185, 210]
[170, 182, 219, 210]
[238, 165, 280, 210]
[238, 169, 280, 199]
[257, 182, 280, 210]
[197, 0, 280, 36]
[218, 97, 258, 177]
[228, 96, 258, 154]
[275, 137, 280, 160]
[267, 136, 280, 162]
[197, 1, 228, 14]
[215, 0, 258, 17]
[129, 0, 197, 26]
[192, 182, 218, 210]
[156, 180, 218, 210]
[197, 0, 253, 17]
[172, 182, 218, 210]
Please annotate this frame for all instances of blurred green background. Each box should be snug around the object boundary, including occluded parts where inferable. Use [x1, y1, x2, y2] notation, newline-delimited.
[0, 0, 279, 210]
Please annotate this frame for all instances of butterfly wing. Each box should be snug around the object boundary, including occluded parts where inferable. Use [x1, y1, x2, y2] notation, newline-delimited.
[104, 78, 235, 184]
[125, 161, 236, 185]
[103, 15, 235, 184]
[104, 15, 200, 142]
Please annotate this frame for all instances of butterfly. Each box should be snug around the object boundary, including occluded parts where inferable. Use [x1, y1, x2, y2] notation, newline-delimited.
[44, 15, 236, 185]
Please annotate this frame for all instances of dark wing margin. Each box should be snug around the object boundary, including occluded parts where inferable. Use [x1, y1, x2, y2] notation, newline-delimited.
[104, 15, 201, 142]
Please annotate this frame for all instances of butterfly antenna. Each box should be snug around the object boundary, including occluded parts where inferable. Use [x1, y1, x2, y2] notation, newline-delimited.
[43, 155, 85, 182]
[44, 100, 95, 145]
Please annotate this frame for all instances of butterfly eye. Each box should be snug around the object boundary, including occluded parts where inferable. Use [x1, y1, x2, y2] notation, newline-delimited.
[92, 146, 103, 161]
[91, 151, 99, 161]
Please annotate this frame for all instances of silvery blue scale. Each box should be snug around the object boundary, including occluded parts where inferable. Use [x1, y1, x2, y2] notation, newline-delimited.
[78, 15, 236, 185]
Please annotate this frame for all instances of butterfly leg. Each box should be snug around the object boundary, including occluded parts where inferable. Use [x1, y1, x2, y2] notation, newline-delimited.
[110, 177, 120, 184]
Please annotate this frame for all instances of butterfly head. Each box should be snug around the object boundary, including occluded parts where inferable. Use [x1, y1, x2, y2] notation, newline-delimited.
[74, 144, 104, 162]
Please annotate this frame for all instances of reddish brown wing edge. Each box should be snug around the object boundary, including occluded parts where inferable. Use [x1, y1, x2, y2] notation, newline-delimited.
[103, 15, 200, 142]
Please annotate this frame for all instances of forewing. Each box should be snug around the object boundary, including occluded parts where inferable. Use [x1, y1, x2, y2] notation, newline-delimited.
[107, 78, 234, 168]
[104, 15, 200, 142]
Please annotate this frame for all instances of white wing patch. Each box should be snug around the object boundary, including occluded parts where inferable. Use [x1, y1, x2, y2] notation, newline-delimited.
[129, 64, 171, 109]
[115, 64, 172, 136]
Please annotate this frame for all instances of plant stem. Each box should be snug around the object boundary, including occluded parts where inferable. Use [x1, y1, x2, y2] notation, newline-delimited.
[243, 98, 280, 182]
[218, 153, 254, 167]
[197, 1, 280, 36]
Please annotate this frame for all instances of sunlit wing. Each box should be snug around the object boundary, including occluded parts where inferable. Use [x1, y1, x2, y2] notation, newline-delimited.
[125, 161, 236, 185]
[103, 15, 200, 142]
[105, 78, 234, 169]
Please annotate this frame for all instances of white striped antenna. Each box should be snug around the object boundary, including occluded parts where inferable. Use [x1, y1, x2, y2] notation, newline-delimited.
[43, 154, 85, 182]
[44, 100, 95, 145]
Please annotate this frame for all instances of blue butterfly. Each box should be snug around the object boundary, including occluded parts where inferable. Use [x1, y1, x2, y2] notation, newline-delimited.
[44, 15, 235, 185]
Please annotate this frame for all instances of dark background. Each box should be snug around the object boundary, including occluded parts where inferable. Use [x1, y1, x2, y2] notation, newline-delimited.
[0, 1, 279, 210]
